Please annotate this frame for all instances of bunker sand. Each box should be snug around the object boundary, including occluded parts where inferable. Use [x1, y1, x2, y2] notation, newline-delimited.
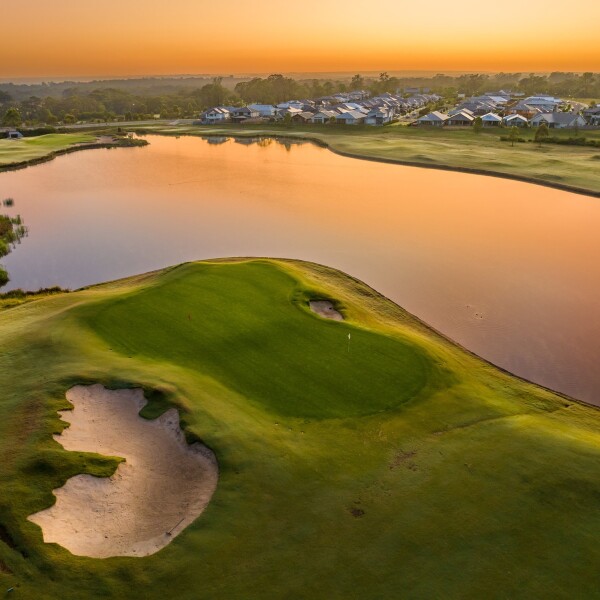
[28, 384, 218, 558]
[309, 300, 343, 321]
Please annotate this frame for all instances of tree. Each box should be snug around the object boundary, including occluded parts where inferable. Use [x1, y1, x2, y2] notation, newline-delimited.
[350, 74, 364, 91]
[473, 116, 483, 134]
[0, 90, 12, 104]
[1, 107, 22, 127]
[508, 126, 519, 147]
[534, 123, 549, 147]
[63, 114, 76, 124]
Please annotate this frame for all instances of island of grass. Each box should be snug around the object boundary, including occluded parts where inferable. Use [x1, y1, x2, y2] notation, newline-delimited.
[0, 133, 148, 171]
[137, 122, 600, 197]
[1, 258, 599, 598]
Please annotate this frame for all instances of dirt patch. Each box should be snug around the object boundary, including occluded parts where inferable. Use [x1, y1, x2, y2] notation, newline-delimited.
[309, 300, 343, 321]
[28, 384, 218, 558]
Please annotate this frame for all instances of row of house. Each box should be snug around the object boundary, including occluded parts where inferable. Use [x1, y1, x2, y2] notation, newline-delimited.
[417, 108, 588, 129]
[198, 91, 441, 126]
[417, 91, 596, 129]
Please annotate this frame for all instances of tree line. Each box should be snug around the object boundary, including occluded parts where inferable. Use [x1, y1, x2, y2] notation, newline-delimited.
[1, 72, 598, 127]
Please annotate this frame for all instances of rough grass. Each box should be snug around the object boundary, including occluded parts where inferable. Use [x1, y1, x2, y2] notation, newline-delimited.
[0, 259, 599, 599]
[0, 134, 95, 166]
[138, 123, 600, 196]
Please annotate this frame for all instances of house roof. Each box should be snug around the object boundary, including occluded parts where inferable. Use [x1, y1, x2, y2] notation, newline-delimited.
[448, 111, 475, 122]
[532, 112, 584, 124]
[418, 111, 449, 122]
[337, 110, 366, 120]
[504, 114, 528, 122]
[481, 112, 502, 121]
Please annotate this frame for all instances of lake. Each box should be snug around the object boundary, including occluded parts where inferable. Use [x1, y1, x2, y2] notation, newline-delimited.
[1, 134, 599, 405]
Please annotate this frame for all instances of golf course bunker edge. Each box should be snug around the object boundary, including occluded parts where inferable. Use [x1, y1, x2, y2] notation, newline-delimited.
[309, 300, 343, 321]
[28, 384, 218, 558]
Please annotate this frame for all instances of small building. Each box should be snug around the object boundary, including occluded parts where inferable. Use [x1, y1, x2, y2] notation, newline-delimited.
[336, 110, 366, 125]
[291, 111, 314, 124]
[530, 112, 587, 129]
[446, 111, 475, 126]
[365, 107, 394, 125]
[230, 107, 261, 122]
[480, 113, 503, 127]
[248, 104, 278, 118]
[502, 114, 529, 127]
[310, 110, 338, 124]
[200, 107, 231, 124]
[416, 111, 449, 126]
[582, 106, 600, 125]
[7, 131, 23, 140]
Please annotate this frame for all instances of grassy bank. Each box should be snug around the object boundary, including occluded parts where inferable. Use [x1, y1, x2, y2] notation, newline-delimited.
[1, 258, 599, 599]
[0, 134, 96, 166]
[137, 123, 600, 197]
[0, 133, 147, 171]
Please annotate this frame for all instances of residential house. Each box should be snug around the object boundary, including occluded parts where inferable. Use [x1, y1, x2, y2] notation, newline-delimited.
[365, 107, 394, 125]
[336, 110, 367, 125]
[502, 114, 529, 127]
[248, 104, 278, 118]
[583, 105, 600, 125]
[199, 107, 230, 124]
[448, 107, 474, 117]
[481, 113, 502, 127]
[522, 95, 563, 112]
[310, 110, 338, 124]
[416, 111, 449, 126]
[530, 112, 587, 128]
[446, 111, 475, 126]
[230, 107, 261, 122]
[291, 111, 314, 124]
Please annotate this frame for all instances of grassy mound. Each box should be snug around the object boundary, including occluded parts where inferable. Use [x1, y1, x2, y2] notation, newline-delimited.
[0, 258, 599, 599]
[0, 134, 95, 167]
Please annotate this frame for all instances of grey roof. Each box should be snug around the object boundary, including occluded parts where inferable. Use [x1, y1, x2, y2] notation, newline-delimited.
[533, 112, 584, 124]
[418, 111, 449, 122]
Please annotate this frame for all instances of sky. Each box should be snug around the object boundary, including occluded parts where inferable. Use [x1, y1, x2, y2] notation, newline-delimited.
[1, 0, 599, 79]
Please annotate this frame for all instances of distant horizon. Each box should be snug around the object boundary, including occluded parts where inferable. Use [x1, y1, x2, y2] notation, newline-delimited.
[1, 69, 597, 86]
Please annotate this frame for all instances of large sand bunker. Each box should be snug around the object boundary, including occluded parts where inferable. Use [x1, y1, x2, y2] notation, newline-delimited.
[28, 384, 218, 558]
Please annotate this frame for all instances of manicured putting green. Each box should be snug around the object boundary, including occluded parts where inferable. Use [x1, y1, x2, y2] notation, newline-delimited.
[82, 261, 437, 418]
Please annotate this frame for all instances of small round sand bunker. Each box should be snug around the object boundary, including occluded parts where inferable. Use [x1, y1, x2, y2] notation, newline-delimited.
[309, 300, 343, 321]
[28, 384, 218, 558]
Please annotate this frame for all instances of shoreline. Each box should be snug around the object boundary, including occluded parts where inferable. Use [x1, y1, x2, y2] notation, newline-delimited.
[138, 127, 600, 199]
[75, 256, 594, 411]
[1, 127, 598, 198]
[0, 138, 148, 174]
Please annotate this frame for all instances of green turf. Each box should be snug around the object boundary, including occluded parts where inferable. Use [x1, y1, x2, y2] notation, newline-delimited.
[0, 258, 599, 599]
[82, 262, 438, 418]
[0, 134, 95, 166]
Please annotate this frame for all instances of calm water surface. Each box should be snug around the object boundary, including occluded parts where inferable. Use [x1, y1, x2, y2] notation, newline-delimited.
[2, 135, 599, 405]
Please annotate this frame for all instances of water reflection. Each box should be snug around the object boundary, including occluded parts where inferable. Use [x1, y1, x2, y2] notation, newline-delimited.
[0, 202, 28, 288]
[1, 135, 599, 405]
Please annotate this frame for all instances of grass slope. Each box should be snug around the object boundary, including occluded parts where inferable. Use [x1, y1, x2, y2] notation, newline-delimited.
[0, 134, 95, 167]
[0, 259, 599, 599]
[139, 123, 600, 196]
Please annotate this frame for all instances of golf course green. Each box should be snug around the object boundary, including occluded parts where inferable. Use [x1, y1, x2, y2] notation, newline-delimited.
[1, 258, 599, 598]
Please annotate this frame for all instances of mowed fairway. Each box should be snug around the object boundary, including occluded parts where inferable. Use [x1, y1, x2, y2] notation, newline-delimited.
[0, 133, 95, 167]
[0, 259, 600, 599]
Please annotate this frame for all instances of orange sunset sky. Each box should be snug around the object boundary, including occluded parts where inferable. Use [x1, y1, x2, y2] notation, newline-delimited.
[1, 0, 599, 79]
